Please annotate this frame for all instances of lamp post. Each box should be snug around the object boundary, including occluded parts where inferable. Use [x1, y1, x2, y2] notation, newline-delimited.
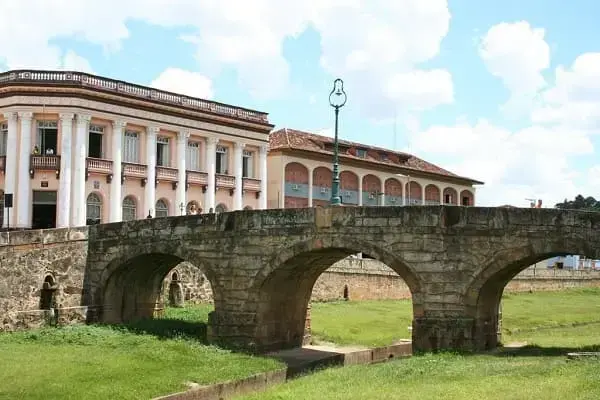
[329, 78, 347, 206]
[179, 202, 185, 216]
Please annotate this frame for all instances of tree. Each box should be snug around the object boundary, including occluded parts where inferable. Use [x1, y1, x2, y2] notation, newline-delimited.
[555, 195, 600, 211]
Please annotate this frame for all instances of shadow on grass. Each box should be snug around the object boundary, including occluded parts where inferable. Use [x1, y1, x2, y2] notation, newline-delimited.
[494, 344, 600, 357]
[105, 318, 209, 344]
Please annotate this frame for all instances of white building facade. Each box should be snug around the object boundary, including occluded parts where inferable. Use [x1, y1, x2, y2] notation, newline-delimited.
[0, 70, 271, 229]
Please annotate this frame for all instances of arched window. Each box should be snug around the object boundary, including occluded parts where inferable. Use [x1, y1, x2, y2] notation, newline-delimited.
[215, 203, 227, 213]
[186, 200, 201, 215]
[0, 190, 4, 227]
[155, 199, 169, 218]
[86, 193, 102, 225]
[40, 275, 56, 310]
[122, 196, 137, 221]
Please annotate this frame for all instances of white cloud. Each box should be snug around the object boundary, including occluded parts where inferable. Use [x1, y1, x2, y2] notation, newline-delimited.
[479, 21, 550, 117]
[0, 0, 454, 117]
[61, 51, 94, 74]
[150, 68, 213, 99]
[409, 119, 592, 207]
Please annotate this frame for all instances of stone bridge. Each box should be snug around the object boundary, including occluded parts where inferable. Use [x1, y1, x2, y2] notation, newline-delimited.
[3, 206, 600, 353]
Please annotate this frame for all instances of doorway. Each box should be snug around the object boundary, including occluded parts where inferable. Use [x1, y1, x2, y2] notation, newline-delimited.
[32, 191, 57, 229]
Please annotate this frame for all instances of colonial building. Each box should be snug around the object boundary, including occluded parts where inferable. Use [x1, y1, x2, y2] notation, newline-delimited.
[267, 128, 483, 209]
[0, 70, 271, 229]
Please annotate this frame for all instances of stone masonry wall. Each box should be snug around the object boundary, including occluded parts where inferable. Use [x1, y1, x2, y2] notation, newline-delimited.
[0, 228, 89, 331]
[156, 258, 600, 305]
[159, 262, 214, 306]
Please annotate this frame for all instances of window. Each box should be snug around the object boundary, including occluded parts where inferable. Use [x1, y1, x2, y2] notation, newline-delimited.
[37, 121, 58, 154]
[155, 199, 169, 218]
[123, 131, 140, 163]
[156, 136, 170, 167]
[215, 203, 227, 213]
[356, 148, 367, 158]
[0, 122, 7, 156]
[86, 193, 102, 225]
[88, 125, 104, 158]
[462, 196, 471, 206]
[122, 196, 137, 221]
[242, 150, 253, 178]
[186, 142, 201, 170]
[216, 145, 228, 174]
[444, 194, 452, 204]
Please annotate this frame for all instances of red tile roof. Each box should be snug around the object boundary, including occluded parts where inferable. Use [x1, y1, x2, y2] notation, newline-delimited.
[269, 128, 484, 185]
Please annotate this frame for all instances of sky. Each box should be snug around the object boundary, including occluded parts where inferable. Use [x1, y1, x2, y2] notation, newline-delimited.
[1, 0, 600, 207]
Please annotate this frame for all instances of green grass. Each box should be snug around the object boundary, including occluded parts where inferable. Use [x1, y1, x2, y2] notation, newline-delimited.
[0, 323, 281, 400]
[3, 289, 600, 399]
[239, 288, 600, 400]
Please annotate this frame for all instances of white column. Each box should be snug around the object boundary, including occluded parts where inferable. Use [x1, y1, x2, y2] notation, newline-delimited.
[380, 179, 386, 206]
[233, 142, 244, 210]
[358, 175, 363, 206]
[110, 120, 125, 222]
[421, 184, 426, 205]
[16, 112, 33, 228]
[2, 112, 17, 228]
[145, 126, 158, 218]
[71, 114, 90, 227]
[176, 130, 188, 214]
[205, 137, 217, 212]
[280, 159, 286, 209]
[57, 113, 74, 228]
[404, 177, 409, 206]
[258, 144, 268, 209]
[308, 167, 313, 207]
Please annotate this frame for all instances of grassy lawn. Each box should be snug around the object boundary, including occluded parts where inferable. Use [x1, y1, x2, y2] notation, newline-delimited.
[0, 319, 280, 400]
[2, 288, 600, 399]
[239, 288, 600, 400]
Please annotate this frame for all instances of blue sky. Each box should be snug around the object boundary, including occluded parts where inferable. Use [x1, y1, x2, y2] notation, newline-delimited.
[2, 0, 600, 207]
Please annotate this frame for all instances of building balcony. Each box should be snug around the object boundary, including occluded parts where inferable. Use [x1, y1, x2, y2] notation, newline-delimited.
[0, 156, 5, 173]
[242, 178, 261, 192]
[186, 170, 208, 187]
[86, 158, 113, 174]
[156, 166, 178, 181]
[29, 155, 60, 179]
[121, 162, 148, 186]
[216, 174, 235, 189]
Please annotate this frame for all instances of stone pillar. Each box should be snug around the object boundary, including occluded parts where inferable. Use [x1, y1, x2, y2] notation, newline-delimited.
[71, 114, 90, 227]
[380, 179, 386, 206]
[358, 175, 363, 206]
[2, 112, 17, 228]
[110, 120, 125, 222]
[421, 184, 426, 205]
[145, 126, 158, 218]
[440, 188, 444, 204]
[16, 112, 33, 228]
[233, 142, 244, 210]
[176, 130, 188, 214]
[303, 302, 312, 345]
[258, 144, 268, 209]
[307, 167, 313, 207]
[205, 137, 217, 212]
[404, 178, 409, 206]
[57, 113, 74, 228]
[412, 316, 477, 353]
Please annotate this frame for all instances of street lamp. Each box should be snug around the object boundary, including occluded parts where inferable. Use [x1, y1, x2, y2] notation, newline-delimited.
[329, 78, 347, 205]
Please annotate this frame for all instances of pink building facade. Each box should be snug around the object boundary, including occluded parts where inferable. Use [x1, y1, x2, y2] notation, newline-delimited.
[0, 70, 272, 229]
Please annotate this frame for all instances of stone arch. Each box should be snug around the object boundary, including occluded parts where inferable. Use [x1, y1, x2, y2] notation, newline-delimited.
[464, 237, 600, 350]
[86, 192, 103, 225]
[284, 162, 309, 184]
[406, 181, 422, 204]
[424, 184, 441, 204]
[443, 187, 458, 205]
[155, 198, 169, 217]
[215, 203, 227, 213]
[98, 248, 220, 324]
[122, 195, 138, 221]
[252, 236, 423, 351]
[460, 189, 474, 206]
[362, 174, 382, 206]
[40, 274, 57, 310]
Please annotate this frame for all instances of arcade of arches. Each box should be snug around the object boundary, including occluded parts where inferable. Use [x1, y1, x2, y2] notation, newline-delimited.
[283, 162, 475, 208]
